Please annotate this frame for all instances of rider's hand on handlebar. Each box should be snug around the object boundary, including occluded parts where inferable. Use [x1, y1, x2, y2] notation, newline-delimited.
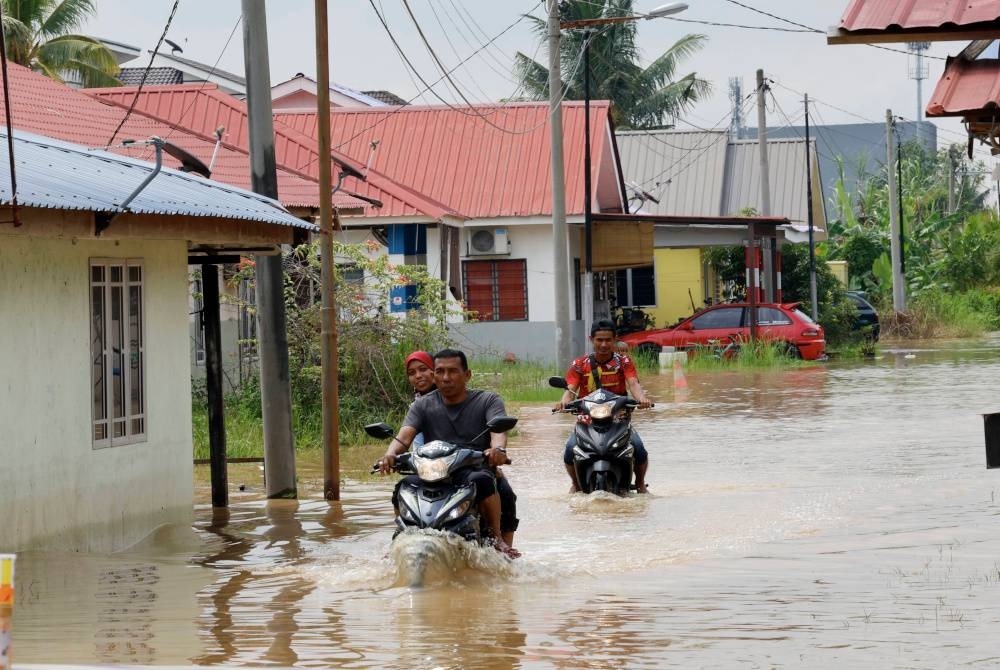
[485, 447, 508, 468]
[635, 393, 654, 410]
[378, 452, 397, 475]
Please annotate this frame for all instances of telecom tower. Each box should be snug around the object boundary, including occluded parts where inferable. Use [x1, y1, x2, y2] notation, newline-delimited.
[908, 41, 930, 145]
[728, 77, 744, 140]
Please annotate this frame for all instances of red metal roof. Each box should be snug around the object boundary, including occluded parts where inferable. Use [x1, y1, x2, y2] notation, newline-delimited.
[0, 64, 365, 211]
[89, 84, 460, 219]
[276, 101, 619, 219]
[926, 57, 1000, 116]
[832, 0, 1000, 42]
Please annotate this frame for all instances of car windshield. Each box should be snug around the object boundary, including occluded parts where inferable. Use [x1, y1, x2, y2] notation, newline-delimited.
[793, 308, 817, 324]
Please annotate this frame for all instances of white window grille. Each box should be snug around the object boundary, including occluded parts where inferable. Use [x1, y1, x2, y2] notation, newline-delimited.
[90, 259, 146, 448]
[191, 275, 206, 365]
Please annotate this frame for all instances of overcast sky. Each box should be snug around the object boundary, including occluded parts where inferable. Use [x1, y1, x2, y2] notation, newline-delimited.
[83, 1, 990, 163]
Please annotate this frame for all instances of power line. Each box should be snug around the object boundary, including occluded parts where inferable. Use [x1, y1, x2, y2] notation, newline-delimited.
[107, 0, 180, 147]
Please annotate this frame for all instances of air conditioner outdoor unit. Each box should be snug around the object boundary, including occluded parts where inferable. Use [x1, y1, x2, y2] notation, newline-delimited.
[467, 227, 510, 256]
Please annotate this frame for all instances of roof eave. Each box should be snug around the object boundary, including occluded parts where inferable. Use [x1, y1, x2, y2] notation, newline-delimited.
[827, 25, 1000, 44]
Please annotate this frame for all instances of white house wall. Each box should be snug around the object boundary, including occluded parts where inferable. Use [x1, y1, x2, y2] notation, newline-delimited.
[0, 231, 193, 552]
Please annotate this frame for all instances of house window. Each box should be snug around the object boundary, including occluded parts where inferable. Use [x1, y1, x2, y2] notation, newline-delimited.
[462, 259, 528, 321]
[614, 266, 655, 307]
[91, 259, 146, 447]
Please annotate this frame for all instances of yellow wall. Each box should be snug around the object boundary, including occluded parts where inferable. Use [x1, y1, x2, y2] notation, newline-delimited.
[827, 260, 848, 286]
[649, 248, 704, 328]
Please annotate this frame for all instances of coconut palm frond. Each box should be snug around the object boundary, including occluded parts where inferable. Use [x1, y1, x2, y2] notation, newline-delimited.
[39, 0, 97, 38]
[512, 51, 551, 101]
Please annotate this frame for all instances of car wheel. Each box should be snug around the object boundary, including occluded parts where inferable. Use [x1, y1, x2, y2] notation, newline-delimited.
[782, 342, 802, 359]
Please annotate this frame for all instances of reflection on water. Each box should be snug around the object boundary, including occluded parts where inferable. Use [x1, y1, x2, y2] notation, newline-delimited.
[12, 334, 1000, 666]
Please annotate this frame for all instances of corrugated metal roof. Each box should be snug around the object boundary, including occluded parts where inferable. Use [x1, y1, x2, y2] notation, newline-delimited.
[926, 57, 1000, 116]
[0, 62, 367, 211]
[90, 84, 449, 219]
[723, 139, 814, 222]
[616, 129, 826, 229]
[616, 129, 729, 216]
[832, 0, 1000, 41]
[0, 129, 313, 228]
[276, 101, 622, 218]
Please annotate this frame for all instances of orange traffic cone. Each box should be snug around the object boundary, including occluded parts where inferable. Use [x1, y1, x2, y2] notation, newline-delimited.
[673, 357, 688, 394]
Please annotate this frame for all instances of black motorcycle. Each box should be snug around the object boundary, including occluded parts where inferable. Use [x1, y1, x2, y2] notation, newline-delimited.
[366, 416, 517, 584]
[550, 377, 638, 495]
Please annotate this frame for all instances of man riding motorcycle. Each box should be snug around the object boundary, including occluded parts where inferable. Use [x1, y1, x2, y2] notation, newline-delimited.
[380, 348, 520, 558]
[553, 320, 654, 493]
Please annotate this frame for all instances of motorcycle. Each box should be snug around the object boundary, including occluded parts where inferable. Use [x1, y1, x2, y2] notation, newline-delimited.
[366, 415, 517, 586]
[549, 376, 638, 495]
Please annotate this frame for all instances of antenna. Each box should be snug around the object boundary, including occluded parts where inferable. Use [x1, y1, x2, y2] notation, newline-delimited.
[908, 41, 930, 146]
[728, 76, 744, 140]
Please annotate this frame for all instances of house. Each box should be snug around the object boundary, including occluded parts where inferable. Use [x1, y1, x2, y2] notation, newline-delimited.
[87, 85, 630, 361]
[0, 128, 316, 553]
[616, 129, 827, 326]
[270, 73, 389, 112]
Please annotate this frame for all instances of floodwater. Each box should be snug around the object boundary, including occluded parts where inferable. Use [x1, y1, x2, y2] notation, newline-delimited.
[12, 336, 1000, 667]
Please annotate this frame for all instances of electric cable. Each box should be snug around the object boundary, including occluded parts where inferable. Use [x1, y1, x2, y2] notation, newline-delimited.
[107, 0, 180, 147]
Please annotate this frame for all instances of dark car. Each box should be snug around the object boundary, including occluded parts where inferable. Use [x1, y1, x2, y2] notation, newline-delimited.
[846, 291, 880, 341]
[618, 302, 827, 361]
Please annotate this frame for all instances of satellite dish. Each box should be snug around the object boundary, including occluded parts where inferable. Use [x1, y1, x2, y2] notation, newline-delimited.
[162, 140, 211, 178]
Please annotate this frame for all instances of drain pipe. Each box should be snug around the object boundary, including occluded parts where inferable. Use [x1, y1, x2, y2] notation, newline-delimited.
[97, 137, 164, 236]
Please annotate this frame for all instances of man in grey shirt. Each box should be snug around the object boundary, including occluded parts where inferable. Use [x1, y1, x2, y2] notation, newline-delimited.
[380, 348, 519, 558]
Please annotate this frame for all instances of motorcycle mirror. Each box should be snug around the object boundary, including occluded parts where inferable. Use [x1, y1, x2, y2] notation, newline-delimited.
[548, 376, 568, 389]
[364, 422, 394, 439]
[487, 416, 518, 433]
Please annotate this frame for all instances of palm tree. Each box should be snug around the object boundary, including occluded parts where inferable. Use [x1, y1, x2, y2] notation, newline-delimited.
[513, 0, 709, 129]
[1, 0, 120, 87]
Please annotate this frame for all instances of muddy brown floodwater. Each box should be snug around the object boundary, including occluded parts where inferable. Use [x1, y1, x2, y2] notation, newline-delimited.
[12, 336, 1000, 667]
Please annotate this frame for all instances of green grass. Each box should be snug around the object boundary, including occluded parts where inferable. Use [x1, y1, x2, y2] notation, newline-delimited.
[468, 358, 562, 403]
[671, 340, 808, 372]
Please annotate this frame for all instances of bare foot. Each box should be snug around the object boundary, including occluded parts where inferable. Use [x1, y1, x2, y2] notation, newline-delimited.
[569, 483, 580, 494]
[493, 539, 521, 559]
[635, 483, 649, 494]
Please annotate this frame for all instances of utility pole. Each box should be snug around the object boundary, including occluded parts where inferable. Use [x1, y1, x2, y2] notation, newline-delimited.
[549, 0, 572, 365]
[314, 0, 340, 500]
[947, 150, 956, 214]
[242, 0, 297, 498]
[581, 30, 594, 336]
[755, 68, 772, 309]
[804, 93, 818, 321]
[886, 109, 907, 312]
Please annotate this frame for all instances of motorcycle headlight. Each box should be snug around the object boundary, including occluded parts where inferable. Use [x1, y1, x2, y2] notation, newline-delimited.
[398, 490, 419, 523]
[586, 401, 615, 420]
[446, 500, 471, 520]
[412, 452, 458, 482]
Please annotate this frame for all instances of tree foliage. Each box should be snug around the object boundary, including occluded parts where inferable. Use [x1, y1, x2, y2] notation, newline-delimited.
[512, 0, 710, 129]
[230, 240, 460, 433]
[825, 141, 999, 300]
[1, 0, 120, 87]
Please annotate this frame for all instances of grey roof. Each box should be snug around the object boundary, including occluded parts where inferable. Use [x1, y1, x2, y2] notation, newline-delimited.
[363, 89, 408, 106]
[118, 66, 183, 87]
[0, 129, 315, 230]
[723, 139, 813, 222]
[616, 130, 730, 217]
[616, 129, 826, 228]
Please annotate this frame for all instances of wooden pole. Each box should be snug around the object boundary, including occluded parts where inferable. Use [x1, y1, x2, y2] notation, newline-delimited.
[315, 0, 340, 500]
[202, 263, 228, 508]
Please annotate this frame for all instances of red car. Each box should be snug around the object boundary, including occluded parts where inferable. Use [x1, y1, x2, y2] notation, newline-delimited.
[618, 302, 826, 361]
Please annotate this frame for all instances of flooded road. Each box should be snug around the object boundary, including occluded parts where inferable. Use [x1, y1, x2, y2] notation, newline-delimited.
[13, 336, 1000, 667]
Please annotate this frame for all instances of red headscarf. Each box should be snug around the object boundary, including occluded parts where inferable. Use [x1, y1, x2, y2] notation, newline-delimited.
[404, 350, 434, 371]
